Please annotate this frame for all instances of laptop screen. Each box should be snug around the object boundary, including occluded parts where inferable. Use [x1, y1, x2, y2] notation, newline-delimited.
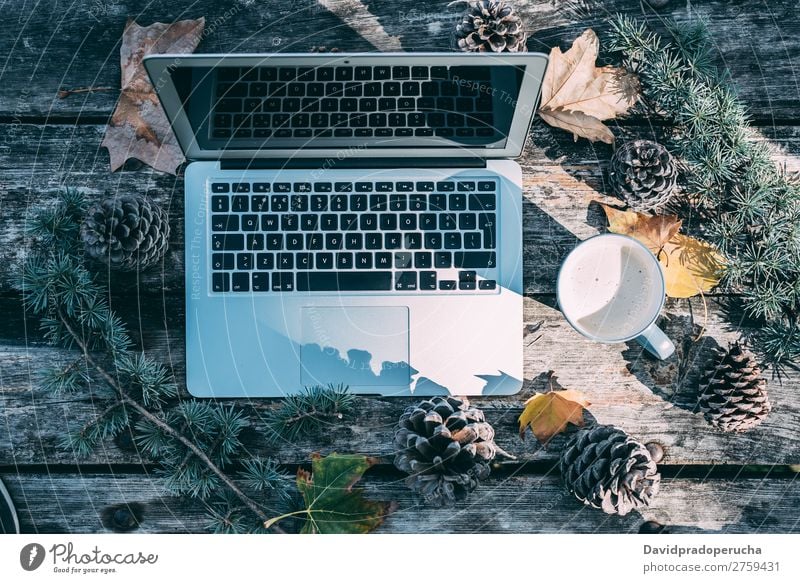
[167, 63, 525, 153]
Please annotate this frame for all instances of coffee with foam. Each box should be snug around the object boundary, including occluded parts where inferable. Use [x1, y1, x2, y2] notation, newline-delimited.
[557, 235, 664, 342]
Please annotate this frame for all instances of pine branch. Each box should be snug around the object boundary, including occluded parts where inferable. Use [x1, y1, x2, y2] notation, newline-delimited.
[18, 189, 291, 533]
[606, 15, 800, 370]
[55, 309, 283, 532]
[262, 384, 355, 442]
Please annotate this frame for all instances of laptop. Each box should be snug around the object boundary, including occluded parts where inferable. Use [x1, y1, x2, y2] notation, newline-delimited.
[144, 52, 548, 398]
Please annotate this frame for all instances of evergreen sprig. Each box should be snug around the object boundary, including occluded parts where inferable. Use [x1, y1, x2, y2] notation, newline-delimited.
[262, 384, 355, 442]
[606, 16, 800, 371]
[17, 188, 298, 532]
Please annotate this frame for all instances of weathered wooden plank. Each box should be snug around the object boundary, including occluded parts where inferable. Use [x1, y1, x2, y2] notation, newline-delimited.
[2, 295, 798, 466]
[2, 122, 799, 295]
[3, 470, 799, 533]
[0, 1, 797, 120]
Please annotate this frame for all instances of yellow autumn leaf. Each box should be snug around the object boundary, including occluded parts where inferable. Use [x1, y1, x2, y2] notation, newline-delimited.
[519, 389, 591, 444]
[599, 204, 726, 298]
[659, 234, 727, 298]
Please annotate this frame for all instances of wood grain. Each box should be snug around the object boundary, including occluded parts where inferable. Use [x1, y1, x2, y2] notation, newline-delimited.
[1, 123, 799, 295]
[4, 470, 799, 533]
[0, 1, 798, 120]
[2, 295, 798, 466]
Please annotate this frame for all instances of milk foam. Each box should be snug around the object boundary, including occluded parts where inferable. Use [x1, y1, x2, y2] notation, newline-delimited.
[558, 236, 663, 341]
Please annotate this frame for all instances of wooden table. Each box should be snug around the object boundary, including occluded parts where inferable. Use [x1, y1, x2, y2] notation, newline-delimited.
[1, 0, 799, 534]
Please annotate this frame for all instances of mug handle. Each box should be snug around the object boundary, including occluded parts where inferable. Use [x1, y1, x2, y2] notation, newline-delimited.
[635, 322, 675, 360]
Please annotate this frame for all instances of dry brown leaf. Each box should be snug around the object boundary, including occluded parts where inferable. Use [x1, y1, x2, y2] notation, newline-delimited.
[600, 203, 682, 252]
[539, 29, 639, 143]
[101, 18, 205, 175]
[519, 388, 591, 444]
[600, 204, 726, 298]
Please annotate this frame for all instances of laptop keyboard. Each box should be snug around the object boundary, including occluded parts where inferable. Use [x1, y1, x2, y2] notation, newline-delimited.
[208, 178, 499, 293]
[211, 65, 495, 140]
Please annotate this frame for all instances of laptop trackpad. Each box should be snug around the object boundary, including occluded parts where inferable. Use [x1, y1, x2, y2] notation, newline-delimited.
[300, 306, 411, 387]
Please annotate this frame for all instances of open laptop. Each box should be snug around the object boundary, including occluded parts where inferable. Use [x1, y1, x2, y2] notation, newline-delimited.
[144, 52, 547, 397]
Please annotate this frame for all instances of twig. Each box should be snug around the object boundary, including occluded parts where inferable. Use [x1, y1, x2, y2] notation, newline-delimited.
[57, 310, 286, 534]
[57, 86, 116, 99]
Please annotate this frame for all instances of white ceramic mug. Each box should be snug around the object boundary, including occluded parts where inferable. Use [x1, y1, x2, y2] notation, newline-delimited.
[556, 233, 675, 359]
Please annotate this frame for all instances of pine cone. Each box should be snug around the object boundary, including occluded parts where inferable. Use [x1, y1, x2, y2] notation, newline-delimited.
[454, 1, 528, 53]
[394, 396, 502, 506]
[81, 194, 170, 271]
[560, 425, 661, 516]
[609, 140, 677, 211]
[698, 343, 771, 432]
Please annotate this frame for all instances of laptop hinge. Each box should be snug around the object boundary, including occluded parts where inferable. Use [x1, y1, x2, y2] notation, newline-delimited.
[219, 157, 486, 170]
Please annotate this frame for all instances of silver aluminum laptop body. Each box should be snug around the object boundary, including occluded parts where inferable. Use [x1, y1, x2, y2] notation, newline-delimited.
[145, 52, 547, 397]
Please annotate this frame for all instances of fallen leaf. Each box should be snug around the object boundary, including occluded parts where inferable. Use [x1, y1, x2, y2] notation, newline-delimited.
[600, 203, 682, 252]
[599, 204, 726, 298]
[519, 386, 591, 444]
[660, 234, 727, 298]
[539, 29, 638, 143]
[265, 453, 395, 534]
[101, 18, 205, 175]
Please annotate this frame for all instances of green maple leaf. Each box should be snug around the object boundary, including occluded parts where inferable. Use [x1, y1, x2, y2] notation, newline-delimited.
[265, 453, 394, 534]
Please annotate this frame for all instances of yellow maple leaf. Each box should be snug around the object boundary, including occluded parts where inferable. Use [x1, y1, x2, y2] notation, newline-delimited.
[539, 29, 639, 143]
[519, 389, 591, 444]
[599, 204, 726, 298]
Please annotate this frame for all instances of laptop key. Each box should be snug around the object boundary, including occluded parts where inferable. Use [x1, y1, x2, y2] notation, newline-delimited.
[212, 273, 230, 292]
[375, 252, 391, 268]
[394, 271, 417, 291]
[394, 252, 412, 268]
[478, 181, 495, 191]
[415, 252, 432, 269]
[455, 252, 496, 269]
[420, 271, 437, 290]
[231, 195, 249, 212]
[251, 195, 268, 212]
[272, 273, 294, 292]
[464, 232, 482, 249]
[211, 196, 228, 212]
[256, 253, 274, 270]
[232, 272, 250, 292]
[277, 253, 294, 269]
[212, 253, 234, 270]
[212, 183, 230, 193]
[438, 280, 456, 291]
[337, 253, 353, 269]
[444, 233, 461, 249]
[459, 270, 477, 290]
[315, 253, 333, 269]
[237, 253, 254, 270]
[261, 215, 279, 231]
[355, 253, 372, 269]
[286, 234, 303, 250]
[291, 195, 309, 212]
[479, 279, 497, 290]
[246, 234, 265, 251]
[297, 272, 392, 291]
[212, 215, 239, 232]
[434, 251, 452, 268]
[252, 272, 270, 291]
[212, 234, 244, 251]
[242, 214, 259, 231]
[469, 193, 496, 211]
[306, 234, 323, 250]
[271, 195, 289, 212]
[297, 253, 313, 269]
[366, 233, 383, 250]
